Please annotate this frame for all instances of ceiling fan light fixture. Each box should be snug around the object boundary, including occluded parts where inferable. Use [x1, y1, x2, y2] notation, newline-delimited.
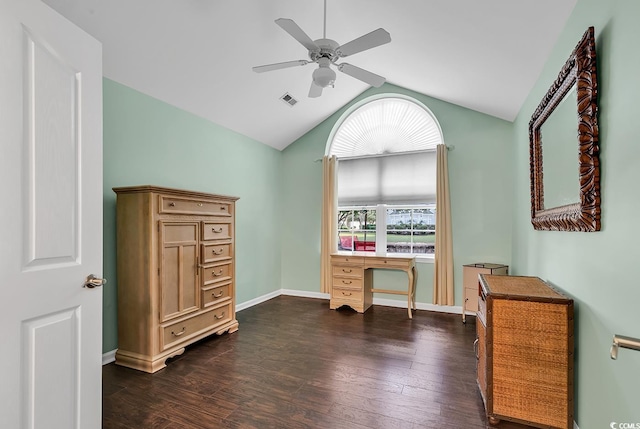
[312, 65, 336, 88]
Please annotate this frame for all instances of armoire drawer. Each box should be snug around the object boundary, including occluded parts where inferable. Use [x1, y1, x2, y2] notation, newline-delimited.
[161, 304, 232, 350]
[160, 195, 231, 216]
[202, 243, 231, 264]
[202, 222, 232, 241]
[202, 263, 232, 286]
[202, 283, 231, 308]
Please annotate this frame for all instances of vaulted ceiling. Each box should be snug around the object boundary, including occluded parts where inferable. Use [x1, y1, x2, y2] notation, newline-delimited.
[43, 0, 576, 150]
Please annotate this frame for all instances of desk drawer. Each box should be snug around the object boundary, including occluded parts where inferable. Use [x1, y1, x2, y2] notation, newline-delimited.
[332, 287, 363, 302]
[332, 265, 363, 278]
[331, 255, 364, 265]
[332, 276, 362, 290]
[365, 258, 413, 270]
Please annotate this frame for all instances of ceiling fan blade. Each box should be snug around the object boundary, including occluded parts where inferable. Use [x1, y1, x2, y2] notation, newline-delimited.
[309, 81, 323, 98]
[275, 18, 319, 52]
[252, 60, 309, 73]
[337, 28, 391, 57]
[338, 63, 386, 87]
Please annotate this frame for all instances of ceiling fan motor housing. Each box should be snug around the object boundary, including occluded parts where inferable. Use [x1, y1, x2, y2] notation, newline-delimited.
[309, 38, 340, 62]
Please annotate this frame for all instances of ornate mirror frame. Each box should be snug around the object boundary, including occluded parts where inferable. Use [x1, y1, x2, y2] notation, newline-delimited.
[529, 26, 600, 232]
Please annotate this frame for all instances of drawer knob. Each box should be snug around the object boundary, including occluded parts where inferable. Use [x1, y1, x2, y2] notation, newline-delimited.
[169, 202, 176, 207]
[213, 291, 224, 298]
[342, 292, 352, 296]
[215, 312, 225, 320]
[221, 206, 226, 211]
[342, 269, 352, 273]
[171, 327, 186, 337]
[212, 269, 223, 277]
[342, 280, 352, 285]
[197, 203, 203, 207]
[213, 248, 224, 255]
[212, 227, 223, 233]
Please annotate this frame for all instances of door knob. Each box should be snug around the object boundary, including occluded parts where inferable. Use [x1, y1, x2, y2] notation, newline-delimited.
[84, 274, 107, 289]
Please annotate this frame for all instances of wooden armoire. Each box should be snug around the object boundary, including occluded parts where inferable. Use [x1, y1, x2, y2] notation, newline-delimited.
[113, 185, 238, 373]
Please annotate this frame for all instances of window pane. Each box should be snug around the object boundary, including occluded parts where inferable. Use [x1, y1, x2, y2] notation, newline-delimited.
[353, 231, 376, 252]
[386, 207, 436, 254]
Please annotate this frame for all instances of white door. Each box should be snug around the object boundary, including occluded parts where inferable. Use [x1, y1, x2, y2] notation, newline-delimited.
[0, 0, 103, 428]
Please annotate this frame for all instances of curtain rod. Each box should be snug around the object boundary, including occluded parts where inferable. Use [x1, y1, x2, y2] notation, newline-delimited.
[315, 144, 454, 162]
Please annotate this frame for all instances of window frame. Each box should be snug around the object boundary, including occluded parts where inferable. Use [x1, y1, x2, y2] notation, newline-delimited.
[327, 94, 444, 265]
[338, 204, 436, 261]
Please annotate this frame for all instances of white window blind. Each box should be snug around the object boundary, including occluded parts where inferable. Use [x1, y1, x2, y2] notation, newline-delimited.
[337, 151, 436, 206]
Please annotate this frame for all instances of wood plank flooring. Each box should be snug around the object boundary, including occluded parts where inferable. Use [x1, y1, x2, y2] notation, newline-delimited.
[103, 296, 529, 429]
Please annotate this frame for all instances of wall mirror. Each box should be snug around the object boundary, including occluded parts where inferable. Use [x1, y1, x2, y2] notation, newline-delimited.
[529, 26, 600, 231]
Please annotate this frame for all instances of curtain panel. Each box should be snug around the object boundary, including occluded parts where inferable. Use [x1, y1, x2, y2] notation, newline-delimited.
[320, 156, 337, 294]
[433, 144, 454, 305]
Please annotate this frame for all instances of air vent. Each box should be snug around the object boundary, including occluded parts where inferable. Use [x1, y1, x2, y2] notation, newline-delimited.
[280, 93, 298, 107]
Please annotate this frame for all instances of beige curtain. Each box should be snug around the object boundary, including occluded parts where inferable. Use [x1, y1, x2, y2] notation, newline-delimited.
[320, 156, 338, 294]
[433, 144, 454, 305]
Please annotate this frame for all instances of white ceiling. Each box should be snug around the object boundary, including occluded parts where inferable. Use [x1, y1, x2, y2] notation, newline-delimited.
[43, 0, 576, 151]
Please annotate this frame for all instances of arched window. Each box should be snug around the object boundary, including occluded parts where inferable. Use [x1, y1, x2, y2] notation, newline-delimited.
[327, 95, 443, 256]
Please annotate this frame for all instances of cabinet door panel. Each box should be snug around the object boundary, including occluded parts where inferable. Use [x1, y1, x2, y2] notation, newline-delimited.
[160, 222, 199, 322]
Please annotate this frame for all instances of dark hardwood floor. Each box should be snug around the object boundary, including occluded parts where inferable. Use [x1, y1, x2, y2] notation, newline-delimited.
[103, 296, 528, 429]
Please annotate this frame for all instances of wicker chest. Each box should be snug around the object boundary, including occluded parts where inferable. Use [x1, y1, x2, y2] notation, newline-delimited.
[476, 274, 574, 429]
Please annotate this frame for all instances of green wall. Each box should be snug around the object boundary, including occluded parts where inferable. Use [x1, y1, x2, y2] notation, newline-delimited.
[280, 83, 514, 306]
[102, 78, 283, 353]
[511, 0, 640, 426]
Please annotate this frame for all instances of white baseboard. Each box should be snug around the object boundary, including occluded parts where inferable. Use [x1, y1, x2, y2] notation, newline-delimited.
[102, 349, 116, 365]
[280, 289, 330, 300]
[102, 289, 464, 365]
[235, 289, 281, 312]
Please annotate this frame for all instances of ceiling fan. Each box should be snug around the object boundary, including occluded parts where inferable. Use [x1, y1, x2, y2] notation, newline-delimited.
[252, 0, 391, 98]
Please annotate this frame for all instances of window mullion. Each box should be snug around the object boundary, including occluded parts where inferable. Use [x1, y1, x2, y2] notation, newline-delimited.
[375, 205, 386, 255]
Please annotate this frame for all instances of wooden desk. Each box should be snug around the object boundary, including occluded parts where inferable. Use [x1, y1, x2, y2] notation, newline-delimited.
[329, 252, 417, 318]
